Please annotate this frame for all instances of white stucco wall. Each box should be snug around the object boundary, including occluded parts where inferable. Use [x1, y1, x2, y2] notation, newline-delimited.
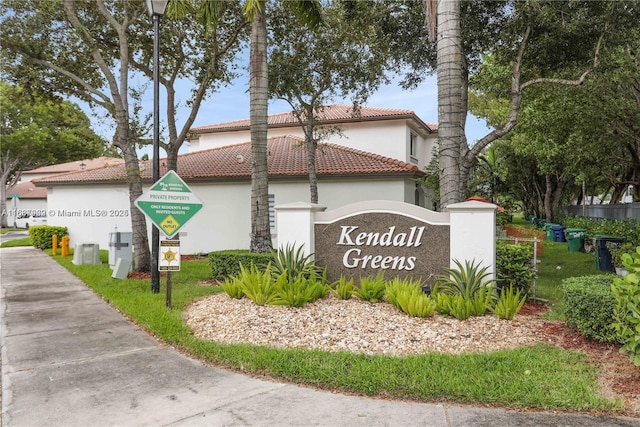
[44, 177, 415, 255]
[192, 120, 436, 170]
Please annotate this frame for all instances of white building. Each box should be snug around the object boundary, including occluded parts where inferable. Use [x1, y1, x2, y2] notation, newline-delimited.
[190, 104, 437, 172]
[5, 157, 123, 227]
[35, 106, 437, 255]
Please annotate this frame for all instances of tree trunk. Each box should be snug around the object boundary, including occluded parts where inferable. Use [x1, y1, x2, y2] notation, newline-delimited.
[249, 9, 272, 253]
[436, 0, 464, 208]
[306, 109, 319, 204]
[113, 123, 150, 272]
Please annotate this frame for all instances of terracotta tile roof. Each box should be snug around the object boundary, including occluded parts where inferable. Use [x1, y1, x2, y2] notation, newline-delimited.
[5, 181, 47, 199]
[22, 157, 125, 175]
[34, 136, 423, 185]
[192, 104, 437, 134]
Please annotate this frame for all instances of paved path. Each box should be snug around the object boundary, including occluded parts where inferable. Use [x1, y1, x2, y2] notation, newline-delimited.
[1, 247, 638, 426]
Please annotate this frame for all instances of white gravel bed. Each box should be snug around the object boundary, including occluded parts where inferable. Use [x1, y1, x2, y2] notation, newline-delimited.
[184, 293, 553, 357]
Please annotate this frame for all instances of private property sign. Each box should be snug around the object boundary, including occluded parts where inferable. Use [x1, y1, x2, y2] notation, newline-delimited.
[135, 171, 203, 238]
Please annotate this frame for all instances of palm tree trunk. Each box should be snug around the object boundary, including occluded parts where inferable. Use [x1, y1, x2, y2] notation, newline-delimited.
[436, 0, 464, 208]
[249, 9, 272, 252]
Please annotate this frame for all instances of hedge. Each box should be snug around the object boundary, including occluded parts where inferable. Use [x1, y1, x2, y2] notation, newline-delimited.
[209, 250, 273, 280]
[562, 275, 619, 343]
[28, 225, 68, 250]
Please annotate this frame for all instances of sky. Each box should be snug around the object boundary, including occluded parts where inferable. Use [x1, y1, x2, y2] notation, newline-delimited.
[87, 71, 492, 158]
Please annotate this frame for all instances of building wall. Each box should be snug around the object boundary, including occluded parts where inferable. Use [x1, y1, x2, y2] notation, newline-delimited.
[45, 177, 412, 255]
[192, 120, 435, 170]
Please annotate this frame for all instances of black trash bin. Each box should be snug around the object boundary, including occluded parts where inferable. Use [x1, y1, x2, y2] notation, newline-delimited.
[594, 235, 624, 272]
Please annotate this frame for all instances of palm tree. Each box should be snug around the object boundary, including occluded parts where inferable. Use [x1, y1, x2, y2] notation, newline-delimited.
[183, 0, 320, 252]
[425, 0, 464, 208]
[244, 0, 321, 252]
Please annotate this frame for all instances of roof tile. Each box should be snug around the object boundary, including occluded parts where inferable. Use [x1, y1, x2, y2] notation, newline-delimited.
[34, 136, 423, 185]
[192, 104, 436, 133]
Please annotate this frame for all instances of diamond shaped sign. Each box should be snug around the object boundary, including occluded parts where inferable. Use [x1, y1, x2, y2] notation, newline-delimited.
[135, 170, 203, 238]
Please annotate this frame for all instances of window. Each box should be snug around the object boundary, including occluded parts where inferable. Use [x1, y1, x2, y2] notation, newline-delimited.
[269, 194, 275, 230]
[410, 132, 418, 158]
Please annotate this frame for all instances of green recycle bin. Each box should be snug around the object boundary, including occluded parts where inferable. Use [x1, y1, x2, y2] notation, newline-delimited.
[565, 228, 586, 252]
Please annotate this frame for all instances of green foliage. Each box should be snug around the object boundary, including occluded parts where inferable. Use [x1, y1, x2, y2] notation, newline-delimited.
[270, 243, 318, 281]
[236, 263, 278, 306]
[558, 216, 640, 248]
[0, 83, 106, 180]
[219, 276, 245, 299]
[611, 246, 640, 366]
[209, 250, 272, 280]
[436, 259, 495, 299]
[354, 271, 386, 303]
[0, 237, 31, 248]
[469, 285, 493, 316]
[28, 225, 68, 250]
[563, 275, 619, 343]
[437, 293, 475, 321]
[330, 275, 355, 300]
[491, 286, 527, 320]
[496, 241, 535, 295]
[608, 242, 636, 268]
[385, 277, 436, 318]
[397, 289, 436, 319]
[270, 270, 328, 308]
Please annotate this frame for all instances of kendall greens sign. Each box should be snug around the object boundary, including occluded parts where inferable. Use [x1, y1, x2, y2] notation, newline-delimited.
[135, 171, 203, 238]
[314, 209, 450, 287]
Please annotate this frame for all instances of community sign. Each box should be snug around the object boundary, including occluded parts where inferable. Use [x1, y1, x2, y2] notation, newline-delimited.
[135, 170, 203, 238]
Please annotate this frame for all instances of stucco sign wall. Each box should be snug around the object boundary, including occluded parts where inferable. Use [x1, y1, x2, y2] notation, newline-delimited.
[275, 199, 497, 287]
[314, 210, 449, 286]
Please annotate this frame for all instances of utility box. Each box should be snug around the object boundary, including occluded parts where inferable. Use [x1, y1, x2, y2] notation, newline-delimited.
[109, 229, 133, 270]
[72, 243, 101, 265]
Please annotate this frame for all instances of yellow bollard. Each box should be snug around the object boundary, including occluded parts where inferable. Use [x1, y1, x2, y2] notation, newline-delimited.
[61, 236, 70, 257]
[52, 235, 58, 255]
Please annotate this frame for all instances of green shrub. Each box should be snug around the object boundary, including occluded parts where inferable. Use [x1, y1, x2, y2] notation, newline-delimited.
[611, 246, 640, 366]
[330, 275, 355, 300]
[396, 287, 436, 318]
[470, 285, 493, 316]
[219, 276, 245, 299]
[496, 242, 535, 295]
[236, 262, 278, 306]
[269, 271, 326, 308]
[435, 259, 495, 299]
[608, 242, 636, 269]
[209, 250, 272, 280]
[490, 286, 527, 320]
[29, 225, 68, 250]
[384, 277, 407, 309]
[270, 243, 318, 281]
[354, 271, 386, 303]
[437, 293, 474, 320]
[563, 275, 618, 343]
[558, 215, 640, 247]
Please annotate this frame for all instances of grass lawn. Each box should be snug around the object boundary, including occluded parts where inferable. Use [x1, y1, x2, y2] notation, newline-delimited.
[509, 215, 611, 321]
[0, 237, 32, 248]
[45, 246, 624, 414]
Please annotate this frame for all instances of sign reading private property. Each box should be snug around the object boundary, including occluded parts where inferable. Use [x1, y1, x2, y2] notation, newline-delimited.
[135, 170, 203, 238]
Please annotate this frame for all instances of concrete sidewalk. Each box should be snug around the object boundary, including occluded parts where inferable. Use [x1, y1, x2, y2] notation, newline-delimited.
[1, 246, 637, 427]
